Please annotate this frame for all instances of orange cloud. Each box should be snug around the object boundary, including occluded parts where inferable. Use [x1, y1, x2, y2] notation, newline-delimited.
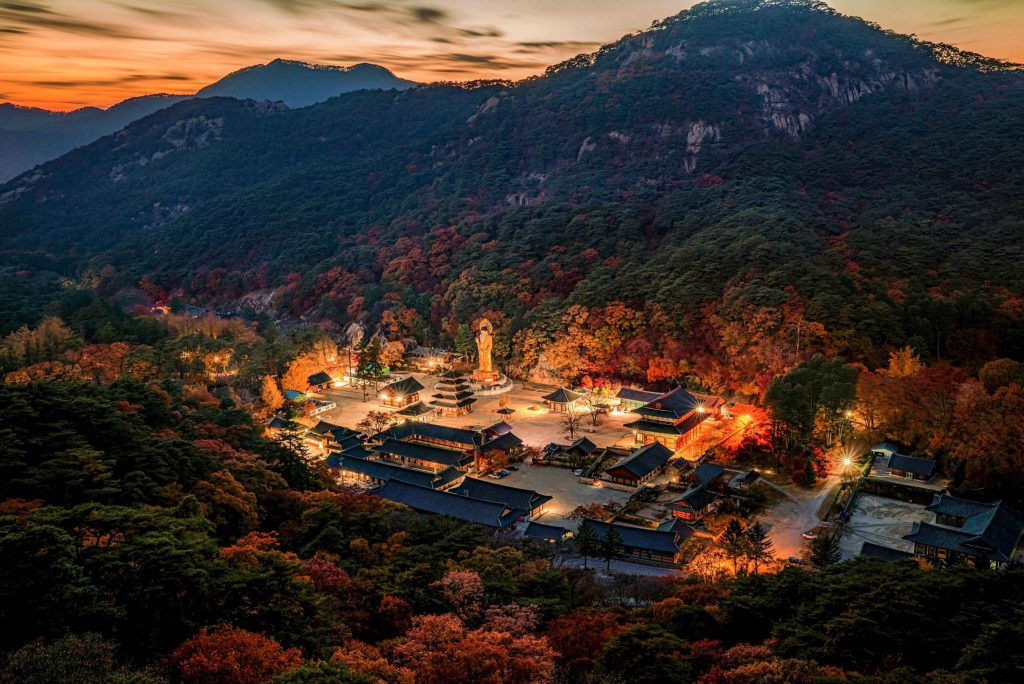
[0, 0, 1020, 111]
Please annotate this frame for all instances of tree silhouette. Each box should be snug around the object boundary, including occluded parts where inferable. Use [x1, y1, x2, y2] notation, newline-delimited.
[808, 533, 842, 568]
[601, 525, 624, 571]
[574, 520, 598, 569]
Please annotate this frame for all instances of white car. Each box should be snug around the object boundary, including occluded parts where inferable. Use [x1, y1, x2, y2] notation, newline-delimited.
[573, 468, 584, 476]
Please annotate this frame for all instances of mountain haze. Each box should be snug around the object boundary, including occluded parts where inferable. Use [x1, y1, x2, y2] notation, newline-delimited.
[2, 0, 1022, 378]
[0, 61, 415, 182]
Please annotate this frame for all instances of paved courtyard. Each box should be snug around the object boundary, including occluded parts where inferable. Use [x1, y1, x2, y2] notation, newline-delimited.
[756, 475, 838, 560]
[315, 372, 638, 451]
[838, 493, 927, 559]
[493, 464, 634, 531]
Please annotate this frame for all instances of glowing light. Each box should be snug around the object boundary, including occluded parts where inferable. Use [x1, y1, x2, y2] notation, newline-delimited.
[842, 458, 852, 467]
[697, 405, 706, 414]
[379, 393, 387, 400]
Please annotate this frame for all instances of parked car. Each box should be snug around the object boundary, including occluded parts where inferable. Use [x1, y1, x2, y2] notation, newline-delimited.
[573, 468, 585, 476]
[787, 556, 806, 565]
[801, 532, 818, 540]
[507, 464, 519, 471]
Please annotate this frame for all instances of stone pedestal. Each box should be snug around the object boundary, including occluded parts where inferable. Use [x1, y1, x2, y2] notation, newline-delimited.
[472, 369, 500, 386]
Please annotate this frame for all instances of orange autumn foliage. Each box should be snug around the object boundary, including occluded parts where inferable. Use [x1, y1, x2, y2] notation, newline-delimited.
[388, 613, 556, 684]
[171, 625, 302, 684]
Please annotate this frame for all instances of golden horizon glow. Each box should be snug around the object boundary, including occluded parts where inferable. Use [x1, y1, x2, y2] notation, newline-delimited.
[0, 0, 1021, 111]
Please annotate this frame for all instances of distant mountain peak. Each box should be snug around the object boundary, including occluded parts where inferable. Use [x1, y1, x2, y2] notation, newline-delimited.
[196, 59, 416, 108]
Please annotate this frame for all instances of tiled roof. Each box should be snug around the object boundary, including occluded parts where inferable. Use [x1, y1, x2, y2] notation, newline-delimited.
[671, 485, 718, 512]
[888, 453, 936, 477]
[631, 386, 702, 420]
[541, 387, 581, 404]
[397, 401, 433, 417]
[605, 442, 673, 480]
[331, 457, 463, 489]
[585, 520, 681, 555]
[481, 432, 523, 454]
[307, 371, 332, 385]
[309, 420, 341, 435]
[485, 421, 514, 436]
[695, 462, 725, 485]
[383, 420, 484, 448]
[905, 494, 1024, 563]
[382, 376, 425, 397]
[656, 518, 697, 540]
[927, 493, 997, 523]
[375, 480, 524, 528]
[523, 522, 570, 542]
[616, 387, 662, 403]
[265, 415, 294, 430]
[624, 412, 707, 436]
[859, 542, 915, 562]
[374, 439, 473, 467]
[623, 419, 685, 436]
[450, 477, 551, 512]
[729, 470, 761, 487]
[568, 437, 598, 455]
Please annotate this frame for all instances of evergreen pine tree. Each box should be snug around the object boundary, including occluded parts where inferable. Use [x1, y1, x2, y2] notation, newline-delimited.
[809, 533, 842, 568]
[601, 525, 624, 571]
[574, 520, 598, 570]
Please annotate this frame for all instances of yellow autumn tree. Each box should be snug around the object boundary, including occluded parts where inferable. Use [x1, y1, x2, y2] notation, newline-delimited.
[886, 346, 923, 378]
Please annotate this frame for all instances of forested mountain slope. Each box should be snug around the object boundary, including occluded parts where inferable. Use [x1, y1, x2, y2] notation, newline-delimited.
[2, 0, 1022, 388]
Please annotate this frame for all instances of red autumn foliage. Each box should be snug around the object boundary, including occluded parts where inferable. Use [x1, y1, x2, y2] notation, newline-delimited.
[545, 610, 624, 678]
[170, 625, 302, 684]
[388, 613, 556, 684]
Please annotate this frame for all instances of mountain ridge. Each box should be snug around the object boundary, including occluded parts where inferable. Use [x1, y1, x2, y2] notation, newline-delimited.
[2, 0, 1023, 377]
[0, 60, 415, 182]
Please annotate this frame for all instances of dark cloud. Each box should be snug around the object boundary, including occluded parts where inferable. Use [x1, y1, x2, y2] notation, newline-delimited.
[0, 2, 48, 13]
[408, 6, 446, 24]
[458, 26, 504, 38]
[436, 52, 540, 70]
[257, 0, 387, 15]
[0, 1, 144, 38]
[928, 16, 969, 28]
[0, 25, 27, 33]
[517, 40, 600, 50]
[31, 73, 193, 88]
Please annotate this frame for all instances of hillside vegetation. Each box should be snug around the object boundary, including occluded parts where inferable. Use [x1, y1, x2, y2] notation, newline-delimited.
[1, 0, 1022, 391]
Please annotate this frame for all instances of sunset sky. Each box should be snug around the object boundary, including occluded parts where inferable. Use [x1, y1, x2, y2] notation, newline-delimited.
[2, 0, 1022, 111]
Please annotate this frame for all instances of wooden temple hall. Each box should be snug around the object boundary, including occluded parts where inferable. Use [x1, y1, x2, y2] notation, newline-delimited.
[622, 386, 723, 451]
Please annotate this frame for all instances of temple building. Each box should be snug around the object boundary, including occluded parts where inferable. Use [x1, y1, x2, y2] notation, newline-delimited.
[903, 493, 1024, 569]
[450, 477, 552, 519]
[306, 371, 333, 392]
[886, 453, 937, 482]
[330, 455, 464, 490]
[669, 485, 719, 522]
[379, 376, 425, 409]
[430, 370, 476, 416]
[585, 520, 686, 566]
[623, 386, 721, 451]
[396, 401, 434, 422]
[375, 480, 526, 530]
[603, 442, 674, 489]
[541, 387, 581, 413]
